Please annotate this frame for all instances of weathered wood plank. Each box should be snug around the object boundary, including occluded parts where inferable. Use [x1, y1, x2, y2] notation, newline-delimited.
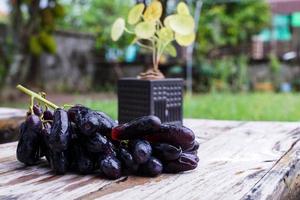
[0, 108, 26, 144]
[0, 120, 299, 200]
[243, 137, 300, 200]
[89, 121, 300, 200]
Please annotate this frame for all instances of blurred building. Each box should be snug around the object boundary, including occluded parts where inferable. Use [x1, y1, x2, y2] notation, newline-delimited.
[252, 0, 300, 60]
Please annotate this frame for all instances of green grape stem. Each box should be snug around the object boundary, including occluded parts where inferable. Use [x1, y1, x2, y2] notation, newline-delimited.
[16, 85, 59, 109]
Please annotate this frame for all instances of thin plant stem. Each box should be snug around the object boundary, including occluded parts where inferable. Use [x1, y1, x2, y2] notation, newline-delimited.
[124, 27, 134, 34]
[152, 39, 157, 70]
[16, 85, 59, 109]
[136, 40, 153, 51]
[30, 96, 34, 114]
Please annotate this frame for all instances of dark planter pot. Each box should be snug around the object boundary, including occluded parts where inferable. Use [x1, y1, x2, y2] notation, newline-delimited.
[118, 78, 183, 125]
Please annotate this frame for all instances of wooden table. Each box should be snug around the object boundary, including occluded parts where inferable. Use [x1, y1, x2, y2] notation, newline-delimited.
[0, 108, 26, 144]
[0, 119, 300, 200]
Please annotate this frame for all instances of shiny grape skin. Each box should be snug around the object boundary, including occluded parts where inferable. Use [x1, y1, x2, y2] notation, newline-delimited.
[145, 124, 195, 150]
[40, 123, 52, 162]
[183, 140, 200, 155]
[16, 122, 40, 165]
[96, 111, 117, 137]
[43, 109, 54, 121]
[38, 123, 51, 158]
[111, 116, 161, 140]
[84, 132, 108, 153]
[68, 105, 116, 136]
[163, 153, 199, 173]
[49, 151, 69, 175]
[130, 140, 152, 164]
[100, 156, 122, 179]
[48, 109, 70, 152]
[152, 143, 182, 161]
[119, 148, 139, 173]
[26, 114, 42, 131]
[79, 111, 100, 136]
[67, 105, 89, 124]
[33, 104, 43, 117]
[79, 111, 116, 136]
[140, 157, 163, 177]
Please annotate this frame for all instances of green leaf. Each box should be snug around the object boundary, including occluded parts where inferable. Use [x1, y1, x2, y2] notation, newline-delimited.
[164, 43, 177, 57]
[38, 32, 57, 54]
[128, 4, 145, 25]
[169, 14, 195, 35]
[111, 18, 125, 41]
[29, 36, 42, 56]
[177, 2, 190, 15]
[158, 27, 174, 43]
[163, 15, 173, 29]
[134, 21, 156, 39]
[130, 37, 138, 45]
[143, 1, 162, 22]
[175, 32, 195, 46]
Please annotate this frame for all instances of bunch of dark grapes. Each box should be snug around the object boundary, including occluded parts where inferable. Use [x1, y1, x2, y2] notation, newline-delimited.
[17, 104, 199, 179]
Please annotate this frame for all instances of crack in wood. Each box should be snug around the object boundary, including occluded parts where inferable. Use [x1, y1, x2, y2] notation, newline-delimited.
[242, 137, 300, 200]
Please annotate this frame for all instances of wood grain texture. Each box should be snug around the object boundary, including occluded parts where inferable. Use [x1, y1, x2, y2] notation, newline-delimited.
[0, 119, 299, 200]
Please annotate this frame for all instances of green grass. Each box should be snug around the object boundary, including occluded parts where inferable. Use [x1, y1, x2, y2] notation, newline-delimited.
[3, 93, 300, 121]
[82, 93, 300, 122]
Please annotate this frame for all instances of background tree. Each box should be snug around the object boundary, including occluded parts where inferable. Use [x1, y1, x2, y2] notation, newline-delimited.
[57, 0, 133, 54]
[196, 0, 270, 58]
[1, 0, 65, 89]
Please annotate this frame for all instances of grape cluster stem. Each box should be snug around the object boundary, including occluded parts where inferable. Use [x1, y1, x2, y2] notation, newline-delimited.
[16, 85, 59, 109]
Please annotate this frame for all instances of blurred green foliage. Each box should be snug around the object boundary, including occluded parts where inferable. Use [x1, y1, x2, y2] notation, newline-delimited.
[58, 0, 134, 51]
[269, 53, 282, 90]
[20, 1, 66, 55]
[194, 55, 249, 92]
[196, 0, 270, 56]
[193, 0, 270, 92]
[57, 0, 270, 61]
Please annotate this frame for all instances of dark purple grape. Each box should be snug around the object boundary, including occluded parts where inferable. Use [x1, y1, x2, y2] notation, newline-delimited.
[130, 140, 152, 164]
[152, 143, 182, 161]
[48, 109, 70, 152]
[37, 123, 50, 158]
[184, 140, 199, 154]
[76, 155, 94, 174]
[40, 123, 52, 162]
[49, 151, 69, 175]
[145, 124, 195, 150]
[70, 140, 94, 174]
[119, 148, 139, 173]
[33, 104, 43, 117]
[84, 132, 108, 153]
[43, 109, 54, 121]
[79, 111, 116, 136]
[26, 114, 42, 131]
[103, 140, 117, 157]
[83, 133, 117, 157]
[79, 112, 100, 136]
[16, 122, 40, 165]
[163, 153, 199, 173]
[67, 105, 89, 124]
[140, 157, 163, 177]
[100, 156, 122, 179]
[68, 105, 116, 136]
[41, 123, 51, 141]
[112, 116, 161, 140]
[96, 111, 117, 136]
